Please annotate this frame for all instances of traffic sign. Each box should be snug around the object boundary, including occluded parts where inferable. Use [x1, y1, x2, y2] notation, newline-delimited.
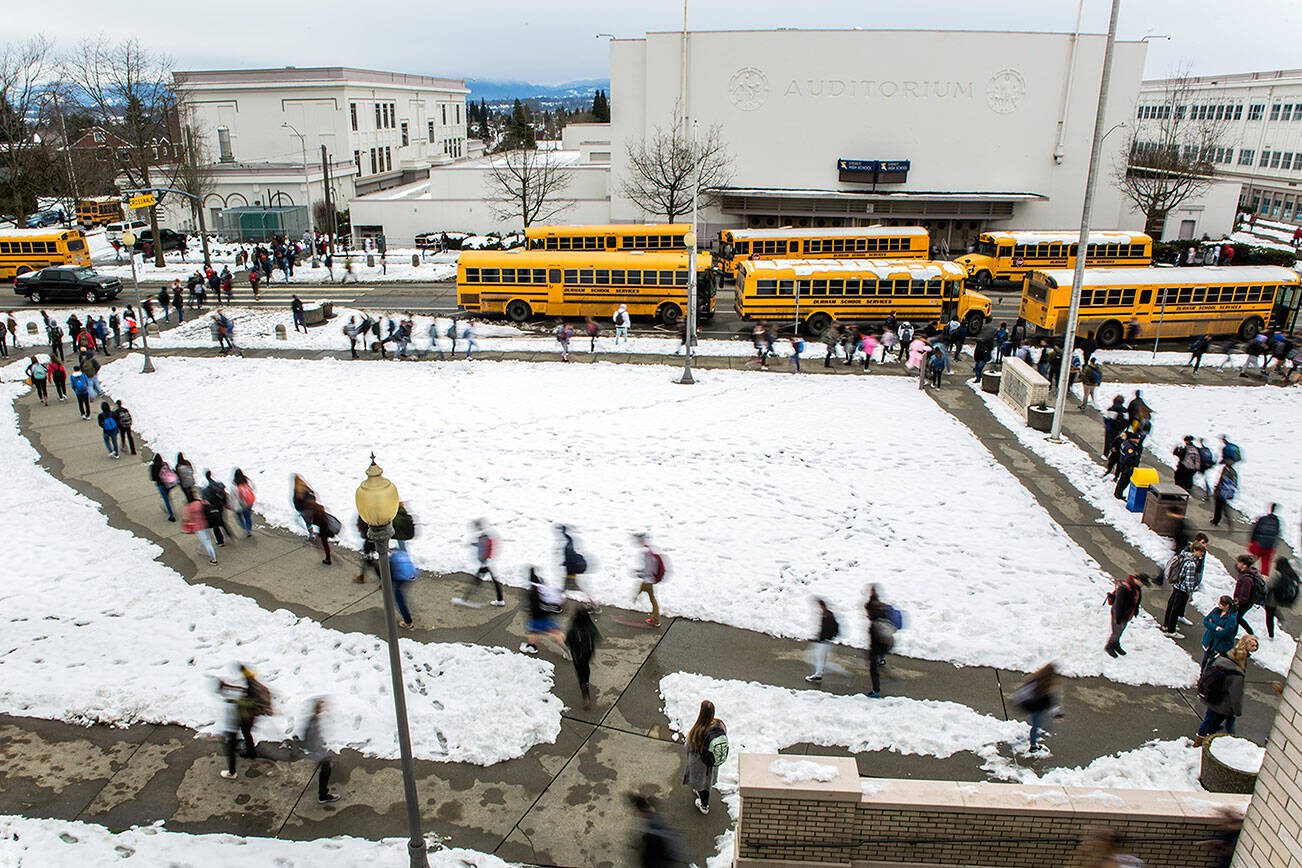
[128, 193, 156, 210]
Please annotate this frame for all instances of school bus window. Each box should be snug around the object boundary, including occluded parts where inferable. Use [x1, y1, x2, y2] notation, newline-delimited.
[609, 269, 624, 285]
[811, 280, 827, 297]
[928, 279, 943, 296]
[778, 280, 794, 296]
[465, 268, 479, 282]
[756, 279, 777, 296]
[1234, 286, 1249, 302]
[675, 271, 688, 287]
[826, 279, 842, 296]
[1190, 288, 1206, 303]
[846, 279, 860, 296]
[593, 268, 609, 284]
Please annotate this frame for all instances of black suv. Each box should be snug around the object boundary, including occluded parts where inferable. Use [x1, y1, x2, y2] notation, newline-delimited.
[14, 266, 124, 303]
[132, 227, 187, 253]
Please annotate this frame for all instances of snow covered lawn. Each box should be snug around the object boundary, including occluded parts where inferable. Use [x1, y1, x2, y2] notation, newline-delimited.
[0, 381, 562, 763]
[0, 815, 507, 867]
[972, 382, 1297, 675]
[105, 356, 1195, 685]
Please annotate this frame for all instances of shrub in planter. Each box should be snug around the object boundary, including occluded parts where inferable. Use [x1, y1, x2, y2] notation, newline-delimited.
[1027, 403, 1055, 432]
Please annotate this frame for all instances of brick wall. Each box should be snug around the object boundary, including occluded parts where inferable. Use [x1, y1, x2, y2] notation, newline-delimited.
[735, 755, 1248, 868]
[1233, 637, 1302, 867]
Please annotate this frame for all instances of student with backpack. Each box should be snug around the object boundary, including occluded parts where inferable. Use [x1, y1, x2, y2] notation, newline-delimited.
[113, 400, 136, 456]
[25, 356, 49, 406]
[558, 524, 595, 607]
[1232, 554, 1267, 636]
[389, 547, 419, 629]
[1112, 431, 1143, 500]
[865, 585, 897, 698]
[1194, 634, 1254, 746]
[1211, 461, 1239, 527]
[1161, 539, 1207, 636]
[1015, 664, 1062, 753]
[1173, 435, 1200, 493]
[232, 469, 256, 538]
[1105, 574, 1145, 658]
[1248, 504, 1281, 576]
[1201, 596, 1239, 670]
[632, 532, 666, 627]
[149, 455, 178, 522]
[1265, 559, 1299, 639]
[183, 494, 217, 565]
[565, 604, 601, 710]
[461, 520, 505, 607]
[805, 598, 846, 683]
[228, 665, 273, 768]
[683, 699, 728, 815]
[96, 401, 120, 458]
[520, 567, 568, 656]
[1194, 438, 1217, 500]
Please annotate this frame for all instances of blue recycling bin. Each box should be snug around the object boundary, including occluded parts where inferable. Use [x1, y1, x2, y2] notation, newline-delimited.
[1126, 483, 1149, 513]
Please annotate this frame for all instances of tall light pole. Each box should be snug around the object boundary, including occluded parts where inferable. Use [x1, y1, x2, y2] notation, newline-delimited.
[677, 122, 700, 386]
[118, 230, 155, 374]
[282, 122, 315, 235]
[1049, 0, 1122, 441]
[354, 456, 428, 868]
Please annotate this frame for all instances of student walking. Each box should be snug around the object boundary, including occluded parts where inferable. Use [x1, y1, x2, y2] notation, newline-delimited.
[585, 317, 600, 353]
[632, 533, 666, 627]
[1112, 431, 1143, 500]
[613, 304, 630, 344]
[565, 605, 601, 710]
[1211, 461, 1239, 526]
[1248, 504, 1281, 575]
[1232, 554, 1265, 636]
[306, 498, 338, 565]
[1015, 664, 1062, 753]
[1101, 395, 1127, 455]
[555, 319, 573, 361]
[150, 455, 178, 522]
[1105, 574, 1144, 657]
[389, 547, 419, 628]
[558, 524, 593, 605]
[865, 585, 896, 698]
[203, 470, 233, 546]
[232, 469, 255, 537]
[520, 568, 569, 656]
[1078, 360, 1102, 409]
[462, 520, 505, 606]
[805, 598, 847, 683]
[183, 495, 218, 564]
[788, 336, 805, 372]
[25, 356, 49, 406]
[113, 400, 136, 455]
[291, 296, 307, 333]
[175, 453, 196, 501]
[96, 401, 121, 458]
[301, 698, 340, 802]
[1194, 634, 1254, 745]
[683, 699, 728, 814]
[1173, 435, 1201, 493]
[1264, 559, 1298, 639]
[46, 357, 67, 402]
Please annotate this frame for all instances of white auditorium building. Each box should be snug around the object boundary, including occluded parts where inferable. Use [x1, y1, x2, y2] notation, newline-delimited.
[350, 28, 1240, 245]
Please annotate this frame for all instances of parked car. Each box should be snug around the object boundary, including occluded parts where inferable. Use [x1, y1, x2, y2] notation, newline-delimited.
[132, 227, 187, 253]
[105, 219, 148, 243]
[14, 266, 123, 303]
[25, 210, 64, 228]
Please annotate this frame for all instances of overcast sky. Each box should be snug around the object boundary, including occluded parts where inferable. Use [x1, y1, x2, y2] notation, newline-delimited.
[7, 0, 1300, 84]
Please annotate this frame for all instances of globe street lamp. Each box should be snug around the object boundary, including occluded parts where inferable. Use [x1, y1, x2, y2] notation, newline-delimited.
[118, 230, 155, 374]
[355, 456, 429, 868]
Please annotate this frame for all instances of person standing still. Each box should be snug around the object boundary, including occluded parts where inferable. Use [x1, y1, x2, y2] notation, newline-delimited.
[683, 699, 727, 815]
[613, 304, 630, 345]
[1105, 574, 1144, 657]
[113, 400, 137, 456]
[1162, 539, 1207, 636]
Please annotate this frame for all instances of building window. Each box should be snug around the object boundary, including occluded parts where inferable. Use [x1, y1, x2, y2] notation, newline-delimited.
[400, 121, 409, 146]
[1174, 105, 1185, 120]
[1270, 103, 1282, 121]
[456, 103, 462, 125]
[1214, 104, 1224, 120]
[92, 130, 105, 143]
[427, 120, 435, 142]
[441, 104, 447, 125]
[370, 148, 378, 174]
[1233, 103, 1242, 120]
[1249, 103, 1264, 121]
[375, 103, 382, 128]
[1271, 151, 1282, 168]
[354, 149, 362, 175]
[216, 127, 233, 162]
[1238, 149, 1254, 165]
[1285, 104, 1296, 122]
[350, 103, 358, 131]
[385, 146, 392, 170]
[1283, 152, 1295, 171]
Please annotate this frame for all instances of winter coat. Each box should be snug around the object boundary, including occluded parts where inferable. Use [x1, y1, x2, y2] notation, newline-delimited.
[683, 721, 726, 790]
[300, 713, 328, 762]
[1111, 582, 1142, 624]
[1201, 608, 1238, 654]
[816, 609, 840, 642]
[69, 373, 89, 395]
[1234, 565, 1263, 608]
[1251, 514, 1281, 549]
[565, 610, 600, 665]
[1205, 655, 1246, 718]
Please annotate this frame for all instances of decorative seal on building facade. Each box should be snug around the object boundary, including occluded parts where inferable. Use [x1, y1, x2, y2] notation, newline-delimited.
[729, 67, 770, 111]
[985, 68, 1026, 114]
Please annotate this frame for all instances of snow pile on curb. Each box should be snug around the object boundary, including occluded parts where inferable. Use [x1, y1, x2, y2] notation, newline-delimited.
[106, 357, 1192, 683]
[0, 381, 562, 764]
[1209, 736, 1265, 774]
[767, 758, 841, 784]
[1001, 738, 1204, 791]
[0, 815, 508, 867]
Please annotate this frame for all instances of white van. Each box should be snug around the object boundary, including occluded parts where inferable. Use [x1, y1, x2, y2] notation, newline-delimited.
[105, 219, 148, 243]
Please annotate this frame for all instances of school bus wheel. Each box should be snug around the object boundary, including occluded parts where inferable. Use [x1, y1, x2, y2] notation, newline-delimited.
[657, 302, 682, 325]
[1238, 317, 1263, 341]
[505, 299, 532, 323]
[1095, 320, 1123, 348]
[804, 312, 832, 337]
[973, 270, 992, 290]
[963, 311, 986, 336]
[15, 265, 31, 276]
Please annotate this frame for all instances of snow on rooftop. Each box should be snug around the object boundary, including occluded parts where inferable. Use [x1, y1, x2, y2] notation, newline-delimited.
[726, 225, 926, 240]
[1038, 265, 1300, 286]
[984, 230, 1149, 245]
[748, 258, 966, 279]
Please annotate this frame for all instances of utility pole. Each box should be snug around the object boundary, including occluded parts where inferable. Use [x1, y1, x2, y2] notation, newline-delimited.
[679, 0, 690, 134]
[321, 145, 335, 253]
[1050, 0, 1122, 442]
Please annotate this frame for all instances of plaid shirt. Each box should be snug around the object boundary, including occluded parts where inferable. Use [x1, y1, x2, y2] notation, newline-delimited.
[1174, 551, 1203, 593]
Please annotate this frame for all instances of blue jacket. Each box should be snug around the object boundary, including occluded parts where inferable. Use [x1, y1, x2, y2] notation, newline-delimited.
[1202, 608, 1238, 653]
[70, 372, 89, 395]
[389, 549, 417, 582]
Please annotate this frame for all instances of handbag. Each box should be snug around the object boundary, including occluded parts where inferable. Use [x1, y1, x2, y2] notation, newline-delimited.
[160, 466, 179, 488]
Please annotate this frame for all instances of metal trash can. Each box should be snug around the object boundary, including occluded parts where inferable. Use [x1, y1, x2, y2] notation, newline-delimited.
[1143, 483, 1190, 536]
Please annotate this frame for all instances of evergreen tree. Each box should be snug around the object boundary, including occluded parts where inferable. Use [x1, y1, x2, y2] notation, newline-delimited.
[591, 89, 610, 123]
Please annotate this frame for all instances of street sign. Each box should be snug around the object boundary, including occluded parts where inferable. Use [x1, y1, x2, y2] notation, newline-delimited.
[128, 193, 156, 210]
[837, 159, 911, 186]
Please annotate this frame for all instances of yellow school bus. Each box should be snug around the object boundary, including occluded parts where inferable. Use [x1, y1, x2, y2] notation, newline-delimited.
[735, 258, 992, 337]
[0, 228, 91, 280]
[956, 230, 1152, 288]
[1019, 266, 1300, 347]
[76, 197, 123, 228]
[457, 249, 716, 324]
[524, 223, 690, 252]
[717, 225, 929, 279]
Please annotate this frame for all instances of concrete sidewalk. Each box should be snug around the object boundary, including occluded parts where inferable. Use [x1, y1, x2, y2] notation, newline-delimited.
[1, 353, 1282, 866]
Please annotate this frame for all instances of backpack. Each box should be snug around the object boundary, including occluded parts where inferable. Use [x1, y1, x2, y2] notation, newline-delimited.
[1196, 663, 1233, 706]
[1197, 445, 1215, 470]
[237, 482, 256, 508]
[886, 605, 904, 631]
[1251, 574, 1269, 607]
[1163, 553, 1182, 585]
[1271, 561, 1299, 607]
[928, 352, 945, 371]
[1217, 471, 1238, 501]
[101, 414, 118, 432]
[869, 617, 896, 653]
[648, 552, 666, 584]
[1223, 442, 1243, 463]
[159, 466, 179, 488]
[247, 678, 274, 717]
[322, 513, 342, 537]
[702, 731, 729, 768]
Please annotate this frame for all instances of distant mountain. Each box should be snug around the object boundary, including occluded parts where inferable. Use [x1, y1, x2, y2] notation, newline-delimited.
[465, 78, 610, 102]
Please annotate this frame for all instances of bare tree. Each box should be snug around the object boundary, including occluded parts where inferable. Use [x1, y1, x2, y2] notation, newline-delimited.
[66, 38, 177, 265]
[175, 101, 216, 265]
[621, 122, 734, 223]
[0, 35, 56, 224]
[1116, 73, 1230, 237]
[484, 148, 574, 229]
